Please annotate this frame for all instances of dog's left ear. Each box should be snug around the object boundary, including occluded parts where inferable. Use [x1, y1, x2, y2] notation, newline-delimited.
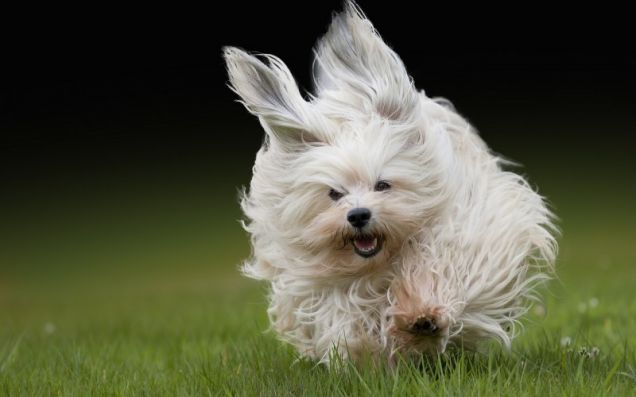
[224, 47, 330, 148]
[312, 1, 419, 121]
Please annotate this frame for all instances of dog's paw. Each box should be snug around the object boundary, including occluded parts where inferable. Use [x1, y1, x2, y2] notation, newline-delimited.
[396, 307, 448, 335]
[390, 306, 450, 354]
[411, 315, 442, 336]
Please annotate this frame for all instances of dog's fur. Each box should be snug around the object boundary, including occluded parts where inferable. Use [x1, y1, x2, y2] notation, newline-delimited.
[223, 1, 557, 364]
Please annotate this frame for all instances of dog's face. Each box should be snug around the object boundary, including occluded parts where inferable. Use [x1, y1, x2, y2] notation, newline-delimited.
[290, 124, 442, 270]
[225, 3, 448, 272]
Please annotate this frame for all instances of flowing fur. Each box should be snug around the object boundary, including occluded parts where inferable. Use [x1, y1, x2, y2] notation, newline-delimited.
[223, 1, 557, 364]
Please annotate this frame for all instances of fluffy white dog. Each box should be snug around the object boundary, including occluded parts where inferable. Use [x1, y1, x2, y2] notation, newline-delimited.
[223, 1, 557, 364]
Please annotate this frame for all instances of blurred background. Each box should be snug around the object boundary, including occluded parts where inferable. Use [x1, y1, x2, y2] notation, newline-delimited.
[1, 2, 635, 327]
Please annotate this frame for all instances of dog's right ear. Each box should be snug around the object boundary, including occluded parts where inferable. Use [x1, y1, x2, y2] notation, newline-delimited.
[223, 47, 329, 148]
[312, 1, 419, 122]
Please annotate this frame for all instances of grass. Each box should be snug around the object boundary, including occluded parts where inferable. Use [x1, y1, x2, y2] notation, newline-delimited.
[1, 171, 635, 395]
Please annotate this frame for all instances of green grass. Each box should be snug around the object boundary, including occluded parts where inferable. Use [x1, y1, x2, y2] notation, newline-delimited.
[1, 173, 635, 395]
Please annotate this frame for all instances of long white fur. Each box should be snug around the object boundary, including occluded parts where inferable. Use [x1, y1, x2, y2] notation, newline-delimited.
[223, 1, 557, 364]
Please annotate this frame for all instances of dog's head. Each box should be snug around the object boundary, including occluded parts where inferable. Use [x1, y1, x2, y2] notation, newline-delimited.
[224, 2, 451, 273]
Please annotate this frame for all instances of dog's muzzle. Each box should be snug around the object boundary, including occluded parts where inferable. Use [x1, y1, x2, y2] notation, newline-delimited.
[352, 234, 382, 258]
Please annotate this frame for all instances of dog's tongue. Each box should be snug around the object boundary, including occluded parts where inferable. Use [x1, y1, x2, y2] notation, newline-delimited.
[354, 236, 377, 251]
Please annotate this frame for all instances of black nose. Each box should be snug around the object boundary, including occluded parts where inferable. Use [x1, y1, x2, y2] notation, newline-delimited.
[347, 208, 371, 228]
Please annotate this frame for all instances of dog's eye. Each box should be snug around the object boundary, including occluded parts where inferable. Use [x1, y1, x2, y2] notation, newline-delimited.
[329, 188, 344, 201]
[374, 181, 391, 192]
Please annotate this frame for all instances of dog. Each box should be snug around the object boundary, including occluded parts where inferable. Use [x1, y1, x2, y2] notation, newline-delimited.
[223, 1, 557, 364]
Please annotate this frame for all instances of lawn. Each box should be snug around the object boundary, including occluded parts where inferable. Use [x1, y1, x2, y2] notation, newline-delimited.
[1, 162, 635, 396]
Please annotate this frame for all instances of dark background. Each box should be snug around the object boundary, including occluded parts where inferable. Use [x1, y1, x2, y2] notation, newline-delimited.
[1, 2, 635, 280]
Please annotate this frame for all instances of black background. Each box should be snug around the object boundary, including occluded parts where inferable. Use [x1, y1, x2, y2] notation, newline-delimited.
[2, 1, 635, 198]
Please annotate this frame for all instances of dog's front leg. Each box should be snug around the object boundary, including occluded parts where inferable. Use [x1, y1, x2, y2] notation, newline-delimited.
[385, 250, 457, 359]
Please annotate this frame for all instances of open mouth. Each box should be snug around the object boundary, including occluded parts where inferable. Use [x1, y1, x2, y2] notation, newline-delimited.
[352, 235, 382, 258]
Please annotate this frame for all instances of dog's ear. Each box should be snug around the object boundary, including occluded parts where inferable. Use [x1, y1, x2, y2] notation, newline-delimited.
[312, 1, 418, 121]
[223, 47, 329, 147]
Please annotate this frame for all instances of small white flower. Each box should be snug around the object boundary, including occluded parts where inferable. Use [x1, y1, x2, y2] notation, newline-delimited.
[588, 298, 599, 308]
[43, 322, 56, 334]
[589, 347, 600, 358]
[560, 336, 572, 347]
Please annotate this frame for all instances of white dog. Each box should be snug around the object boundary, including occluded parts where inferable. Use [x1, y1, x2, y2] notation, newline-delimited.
[223, 1, 557, 364]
